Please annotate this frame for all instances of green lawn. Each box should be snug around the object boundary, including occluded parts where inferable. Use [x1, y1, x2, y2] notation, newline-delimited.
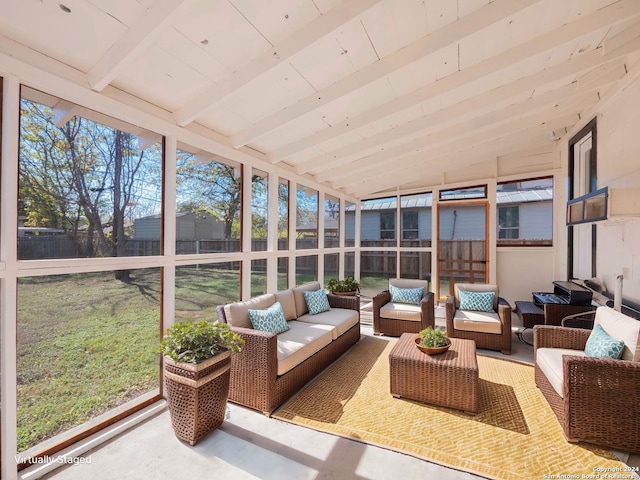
[16, 266, 245, 452]
[15, 266, 333, 452]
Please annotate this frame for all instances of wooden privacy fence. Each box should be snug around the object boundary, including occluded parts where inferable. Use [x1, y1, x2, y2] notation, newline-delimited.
[18, 236, 483, 286]
[438, 240, 487, 295]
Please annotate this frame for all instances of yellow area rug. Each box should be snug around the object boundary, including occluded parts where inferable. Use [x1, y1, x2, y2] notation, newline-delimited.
[273, 335, 630, 480]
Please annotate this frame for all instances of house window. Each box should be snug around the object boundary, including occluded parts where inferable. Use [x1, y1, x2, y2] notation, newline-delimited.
[498, 206, 519, 239]
[402, 211, 419, 240]
[380, 212, 395, 239]
[496, 177, 553, 246]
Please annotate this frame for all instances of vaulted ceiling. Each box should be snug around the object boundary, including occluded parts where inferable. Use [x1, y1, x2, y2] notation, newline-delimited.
[2, 0, 639, 198]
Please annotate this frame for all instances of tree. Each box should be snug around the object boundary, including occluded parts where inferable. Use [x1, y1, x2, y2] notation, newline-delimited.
[176, 153, 241, 240]
[19, 99, 162, 268]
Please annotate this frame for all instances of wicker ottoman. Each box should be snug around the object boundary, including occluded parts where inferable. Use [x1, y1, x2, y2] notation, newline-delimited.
[389, 333, 479, 414]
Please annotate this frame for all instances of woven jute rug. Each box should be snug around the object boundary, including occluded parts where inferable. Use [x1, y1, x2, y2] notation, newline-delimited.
[273, 335, 629, 480]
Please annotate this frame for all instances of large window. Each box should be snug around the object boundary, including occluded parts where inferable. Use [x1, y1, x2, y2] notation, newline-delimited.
[296, 186, 318, 249]
[361, 196, 396, 245]
[278, 180, 289, 250]
[345, 201, 356, 247]
[296, 255, 317, 285]
[400, 251, 431, 282]
[568, 118, 597, 279]
[251, 259, 267, 296]
[324, 253, 339, 281]
[252, 170, 268, 251]
[175, 263, 240, 323]
[400, 192, 432, 247]
[496, 177, 553, 246]
[17, 270, 161, 454]
[19, 89, 163, 260]
[175, 148, 241, 254]
[360, 251, 396, 298]
[324, 194, 340, 247]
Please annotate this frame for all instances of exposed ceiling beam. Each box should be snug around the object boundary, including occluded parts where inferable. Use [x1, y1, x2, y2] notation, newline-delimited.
[173, 0, 384, 126]
[315, 86, 599, 186]
[298, 51, 630, 177]
[229, 0, 543, 148]
[336, 106, 583, 195]
[53, 100, 78, 127]
[87, 0, 194, 91]
[271, 1, 640, 164]
[344, 122, 572, 197]
[310, 57, 627, 182]
[136, 132, 162, 150]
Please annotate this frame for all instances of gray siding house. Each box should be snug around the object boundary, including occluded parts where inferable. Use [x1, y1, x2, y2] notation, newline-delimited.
[134, 211, 225, 240]
[346, 188, 553, 241]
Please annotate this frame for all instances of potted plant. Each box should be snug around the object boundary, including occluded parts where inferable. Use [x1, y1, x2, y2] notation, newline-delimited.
[325, 276, 360, 296]
[416, 326, 451, 355]
[161, 320, 244, 445]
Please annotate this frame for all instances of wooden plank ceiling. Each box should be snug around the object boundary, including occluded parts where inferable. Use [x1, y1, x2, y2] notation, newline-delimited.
[1, 0, 639, 198]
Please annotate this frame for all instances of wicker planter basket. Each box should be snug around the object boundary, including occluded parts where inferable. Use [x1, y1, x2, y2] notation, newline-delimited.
[164, 350, 231, 445]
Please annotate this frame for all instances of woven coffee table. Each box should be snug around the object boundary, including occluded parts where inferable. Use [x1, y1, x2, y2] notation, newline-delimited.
[389, 333, 479, 414]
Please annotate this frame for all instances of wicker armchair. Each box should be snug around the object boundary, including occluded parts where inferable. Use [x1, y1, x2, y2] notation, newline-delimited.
[534, 306, 640, 453]
[445, 283, 512, 355]
[372, 278, 434, 336]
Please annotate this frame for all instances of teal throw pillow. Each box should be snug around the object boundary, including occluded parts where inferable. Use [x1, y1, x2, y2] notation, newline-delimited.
[248, 302, 289, 334]
[458, 290, 495, 312]
[390, 285, 424, 305]
[585, 324, 624, 359]
[303, 289, 331, 315]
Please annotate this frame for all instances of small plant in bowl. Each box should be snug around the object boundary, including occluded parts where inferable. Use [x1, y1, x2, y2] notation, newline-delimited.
[416, 327, 451, 354]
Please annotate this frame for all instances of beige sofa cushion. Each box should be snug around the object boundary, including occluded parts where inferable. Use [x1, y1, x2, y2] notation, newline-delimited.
[389, 278, 429, 291]
[297, 308, 359, 340]
[292, 282, 322, 318]
[536, 347, 587, 398]
[276, 321, 334, 375]
[274, 289, 297, 321]
[594, 306, 640, 361]
[224, 293, 276, 329]
[454, 283, 499, 310]
[453, 310, 502, 334]
[379, 302, 422, 322]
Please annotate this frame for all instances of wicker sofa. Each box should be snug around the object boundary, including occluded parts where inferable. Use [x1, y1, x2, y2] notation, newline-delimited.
[534, 306, 640, 452]
[216, 282, 360, 416]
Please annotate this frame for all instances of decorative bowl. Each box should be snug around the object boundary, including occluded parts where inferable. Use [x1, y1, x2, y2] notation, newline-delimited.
[415, 337, 451, 355]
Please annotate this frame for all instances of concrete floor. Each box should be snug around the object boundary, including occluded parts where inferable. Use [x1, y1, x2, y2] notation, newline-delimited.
[35, 309, 637, 480]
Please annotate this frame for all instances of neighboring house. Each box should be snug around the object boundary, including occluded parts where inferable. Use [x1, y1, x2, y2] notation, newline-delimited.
[134, 211, 225, 240]
[296, 215, 339, 237]
[345, 188, 553, 241]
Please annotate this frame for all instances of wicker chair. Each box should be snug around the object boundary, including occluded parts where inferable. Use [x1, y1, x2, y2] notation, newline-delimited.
[372, 278, 434, 336]
[534, 306, 640, 453]
[445, 283, 512, 355]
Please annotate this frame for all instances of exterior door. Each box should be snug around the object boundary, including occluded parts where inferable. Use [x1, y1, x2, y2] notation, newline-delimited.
[437, 203, 488, 300]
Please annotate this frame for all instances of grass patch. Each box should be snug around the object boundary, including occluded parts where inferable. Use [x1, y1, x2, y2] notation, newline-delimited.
[17, 270, 161, 452]
[16, 266, 324, 452]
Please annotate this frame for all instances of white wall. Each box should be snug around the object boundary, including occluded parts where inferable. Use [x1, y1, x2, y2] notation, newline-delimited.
[590, 74, 640, 303]
[497, 248, 556, 306]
